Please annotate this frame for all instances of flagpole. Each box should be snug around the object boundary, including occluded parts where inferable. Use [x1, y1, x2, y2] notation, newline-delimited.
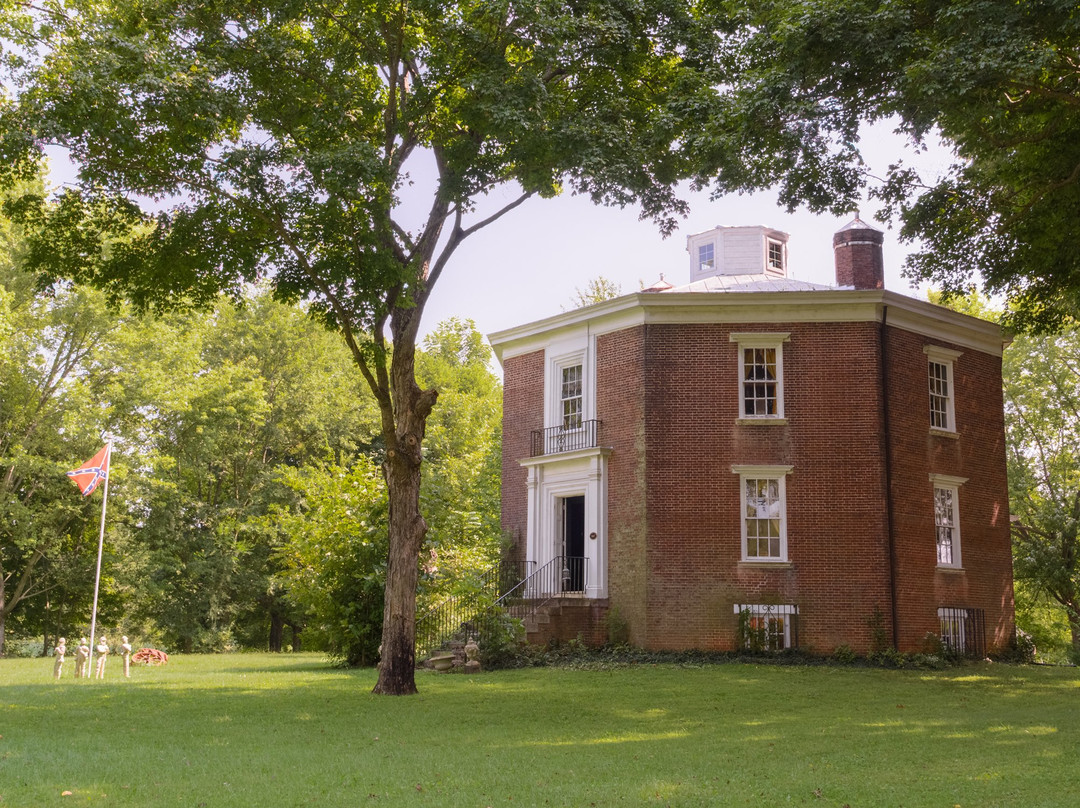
[88, 442, 111, 671]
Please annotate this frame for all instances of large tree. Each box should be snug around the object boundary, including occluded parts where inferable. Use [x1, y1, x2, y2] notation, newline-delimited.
[1005, 328, 1080, 659]
[697, 0, 1080, 331]
[1, 0, 719, 691]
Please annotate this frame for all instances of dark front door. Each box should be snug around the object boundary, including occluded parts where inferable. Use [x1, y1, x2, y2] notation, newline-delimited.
[562, 495, 585, 592]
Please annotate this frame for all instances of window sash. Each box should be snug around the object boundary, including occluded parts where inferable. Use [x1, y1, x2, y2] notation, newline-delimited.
[698, 243, 715, 272]
[934, 485, 959, 566]
[743, 477, 784, 559]
[560, 365, 583, 430]
[767, 239, 784, 272]
[928, 360, 951, 429]
[742, 347, 778, 417]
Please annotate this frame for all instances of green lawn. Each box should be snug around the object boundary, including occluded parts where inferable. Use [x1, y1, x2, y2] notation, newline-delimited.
[1, 654, 1077, 807]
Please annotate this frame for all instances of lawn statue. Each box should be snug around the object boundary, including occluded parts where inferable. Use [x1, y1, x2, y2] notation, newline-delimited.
[464, 636, 481, 674]
[120, 636, 133, 678]
[75, 638, 90, 678]
[53, 638, 67, 680]
[94, 637, 109, 679]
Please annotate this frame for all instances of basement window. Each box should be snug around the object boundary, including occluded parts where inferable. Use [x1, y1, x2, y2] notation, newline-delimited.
[735, 604, 799, 651]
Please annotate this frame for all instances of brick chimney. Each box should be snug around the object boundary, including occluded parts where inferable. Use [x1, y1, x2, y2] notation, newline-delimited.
[833, 215, 884, 290]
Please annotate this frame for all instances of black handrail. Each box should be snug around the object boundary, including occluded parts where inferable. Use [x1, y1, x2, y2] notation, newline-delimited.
[415, 560, 533, 657]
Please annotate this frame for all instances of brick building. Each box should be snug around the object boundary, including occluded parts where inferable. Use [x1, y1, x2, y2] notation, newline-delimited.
[490, 219, 1015, 657]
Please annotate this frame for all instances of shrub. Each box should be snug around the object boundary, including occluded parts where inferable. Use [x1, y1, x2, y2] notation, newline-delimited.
[832, 644, 857, 665]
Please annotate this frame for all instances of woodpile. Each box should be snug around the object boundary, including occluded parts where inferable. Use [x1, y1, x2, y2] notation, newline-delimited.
[131, 648, 169, 665]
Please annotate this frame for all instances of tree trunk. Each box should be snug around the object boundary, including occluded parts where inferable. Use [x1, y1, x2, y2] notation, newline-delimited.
[372, 436, 427, 694]
[0, 573, 6, 657]
[268, 611, 285, 653]
[288, 622, 302, 652]
[372, 313, 437, 695]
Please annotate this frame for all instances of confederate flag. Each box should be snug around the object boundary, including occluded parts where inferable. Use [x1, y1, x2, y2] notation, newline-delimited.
[66, 444, 110, 496]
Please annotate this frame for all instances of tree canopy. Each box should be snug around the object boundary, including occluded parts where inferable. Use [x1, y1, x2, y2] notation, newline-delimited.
[1005, 327, 1080, 660]
[700, 0, 1080, 330]
[0, 0, 724, 691]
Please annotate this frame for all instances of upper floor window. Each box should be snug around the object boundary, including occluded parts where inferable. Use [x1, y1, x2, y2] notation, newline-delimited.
[924, 345, 962, 432]
[767, 239, 785, 273]
[930, 474, 967, 568]
[731, 333, 789, 420]
[698, 243, 715, 273]
[733, 464, 793, 562]
[561, 364, 583, 430]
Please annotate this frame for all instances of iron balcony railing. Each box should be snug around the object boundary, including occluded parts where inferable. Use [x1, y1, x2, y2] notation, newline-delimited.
[530, 419, 602, 457]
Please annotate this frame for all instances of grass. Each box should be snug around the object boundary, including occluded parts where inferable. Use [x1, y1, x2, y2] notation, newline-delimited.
[1, 654, 1078, 807]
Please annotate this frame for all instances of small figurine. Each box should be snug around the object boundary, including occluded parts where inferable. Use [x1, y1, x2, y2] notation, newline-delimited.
[53, 637, 67, 680]
[75, 638, 90, 679]
[94, 636, 109, 679]
[120, 636, 132, 678]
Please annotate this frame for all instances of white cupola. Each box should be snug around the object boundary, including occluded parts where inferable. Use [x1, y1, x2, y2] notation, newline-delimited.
[685, 225, 790, 282]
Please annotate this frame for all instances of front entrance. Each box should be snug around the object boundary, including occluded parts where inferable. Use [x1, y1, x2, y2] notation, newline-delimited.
[560, 495, 586, 592]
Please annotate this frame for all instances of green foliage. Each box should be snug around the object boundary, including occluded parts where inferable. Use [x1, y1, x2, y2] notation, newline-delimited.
[120, 291, 378, 653]
[565, 276, 623, 310]
[866, 605, 891, 656]
[415, 318, 503, 603]
[1004, 327, 1080, 657]
[0, 0, 731, 690]
[831, 644, 857, 665]
[698, 0, 1080, 330]
[274, 461, 389, 667]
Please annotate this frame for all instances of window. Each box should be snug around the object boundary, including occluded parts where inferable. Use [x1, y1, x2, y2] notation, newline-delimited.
[930, 474, 967, 568]
[924, 345, 962, 432]
[767, 238, 785, 273]
[731, 333, 789, 419]
[735, 604, 798, 650]
[698, 242, 715, 273]
[561, 364, 583, 430]
[937, 607, 985, 657]
[733, 465, 793, 562]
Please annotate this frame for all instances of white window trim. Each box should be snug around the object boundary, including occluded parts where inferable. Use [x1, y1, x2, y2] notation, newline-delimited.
[730, 332, 789, 420]
[698, 242, 715, 274]
[930, 473, 967, 569]
[924, 345, 962, 433]
[765, 238, 786, 275]
[546, 347, 590, 431]
[732, 464, 793, 563]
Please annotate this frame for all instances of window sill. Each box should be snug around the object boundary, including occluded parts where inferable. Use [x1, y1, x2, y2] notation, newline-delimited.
[736, 418, 788, 426]
[936, 565, 965, 573]
[739, 561, 794, 570]
[929, 428, 959, 440]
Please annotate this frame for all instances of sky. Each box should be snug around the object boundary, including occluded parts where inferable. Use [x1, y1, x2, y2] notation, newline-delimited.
[44, 120, 953, 350]
[416, 120, 954, 346]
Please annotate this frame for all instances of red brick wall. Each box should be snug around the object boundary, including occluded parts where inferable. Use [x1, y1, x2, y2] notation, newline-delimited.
[500, 349, 544, 562]
[499, 311, 1014, 657]
[596, 327, 648, 644]
[883, 326, 1015, 654]
[628, 321, 894, 654]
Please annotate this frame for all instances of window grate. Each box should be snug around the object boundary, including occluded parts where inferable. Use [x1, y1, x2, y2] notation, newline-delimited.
[735, 604, 799, 651]
[937, 607, 986, 658]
